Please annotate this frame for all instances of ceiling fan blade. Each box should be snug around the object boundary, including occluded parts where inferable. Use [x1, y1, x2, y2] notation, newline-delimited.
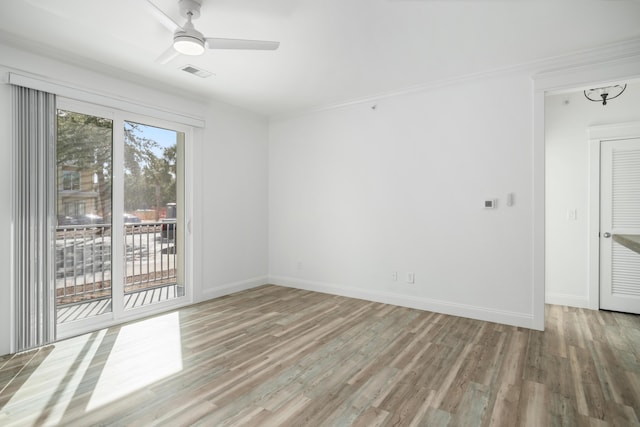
[146, 0, 181, 32]
[155, 45, 181, 64]
[205, 38, 280, 50]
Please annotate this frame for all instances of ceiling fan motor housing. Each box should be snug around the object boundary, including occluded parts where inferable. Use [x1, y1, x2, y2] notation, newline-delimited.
[179, 0, 202, 19]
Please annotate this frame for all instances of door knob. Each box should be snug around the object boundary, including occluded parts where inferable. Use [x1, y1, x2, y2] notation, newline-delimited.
[603, 232, 612, 238]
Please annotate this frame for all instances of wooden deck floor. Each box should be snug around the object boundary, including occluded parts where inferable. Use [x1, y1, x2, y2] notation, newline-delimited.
[2, 285, 639, 426]
[57, 285, 181, 323]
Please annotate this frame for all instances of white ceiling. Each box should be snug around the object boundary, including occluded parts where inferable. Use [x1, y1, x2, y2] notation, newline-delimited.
[1, 0, 640, 116]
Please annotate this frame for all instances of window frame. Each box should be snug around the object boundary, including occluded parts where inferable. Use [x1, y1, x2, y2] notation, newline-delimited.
[55, 97, 194, 339]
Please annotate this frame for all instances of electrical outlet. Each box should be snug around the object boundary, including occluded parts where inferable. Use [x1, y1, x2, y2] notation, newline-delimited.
[567, 209, 577, 221]
[391, 271, 398, 281]
[407, 272, 415, 284]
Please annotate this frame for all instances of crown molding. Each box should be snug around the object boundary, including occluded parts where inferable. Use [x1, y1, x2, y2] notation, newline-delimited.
[271, 36, 640, 122]
[532, 37, 640, 93]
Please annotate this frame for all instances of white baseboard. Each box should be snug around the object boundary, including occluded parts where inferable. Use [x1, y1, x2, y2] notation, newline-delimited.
[200, 276, 269, 301]
[545, 292, 591, 309]
[269, 275, 535, 329]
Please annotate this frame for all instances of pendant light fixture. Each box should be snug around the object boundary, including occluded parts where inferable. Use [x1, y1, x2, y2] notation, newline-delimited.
[584, 84, 627, 106]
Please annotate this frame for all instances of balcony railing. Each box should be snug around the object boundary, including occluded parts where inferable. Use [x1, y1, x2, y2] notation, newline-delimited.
[55, 221, 177, 308]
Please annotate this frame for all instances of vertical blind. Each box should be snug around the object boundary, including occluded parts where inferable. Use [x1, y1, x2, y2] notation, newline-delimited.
[12, 85, 56, 352]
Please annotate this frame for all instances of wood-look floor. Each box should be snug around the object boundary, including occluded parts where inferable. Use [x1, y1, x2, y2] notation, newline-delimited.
[1, 285, 639, 426]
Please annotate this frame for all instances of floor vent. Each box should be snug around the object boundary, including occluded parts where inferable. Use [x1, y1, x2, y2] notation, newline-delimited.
[181, 65, 213, 78]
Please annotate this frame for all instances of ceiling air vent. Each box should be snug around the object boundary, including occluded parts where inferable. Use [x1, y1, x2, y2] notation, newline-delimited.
[181, 65, 213, 78]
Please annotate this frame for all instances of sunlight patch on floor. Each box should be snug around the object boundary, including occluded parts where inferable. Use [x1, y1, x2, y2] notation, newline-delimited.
[87, 311, 183, 411]
[3, 330, 107, 426]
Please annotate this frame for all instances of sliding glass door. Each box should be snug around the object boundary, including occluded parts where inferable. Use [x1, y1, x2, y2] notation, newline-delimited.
[56, 108, 114, 322]
[55, 99, 188, 335]
[122, 121, 185, 310]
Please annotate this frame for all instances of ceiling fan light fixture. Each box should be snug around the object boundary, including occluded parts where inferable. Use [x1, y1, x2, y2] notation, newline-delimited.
[173, 34, 205, 55]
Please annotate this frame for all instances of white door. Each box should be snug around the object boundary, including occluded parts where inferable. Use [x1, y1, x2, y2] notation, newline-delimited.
[600, 138, 640, 314]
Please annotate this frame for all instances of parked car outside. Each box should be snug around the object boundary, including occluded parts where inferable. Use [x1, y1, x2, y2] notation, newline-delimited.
[59, 213, 143, 227]
[57, 214, 105, 227]
[57, 215, 78, 226]
[124, 213, 142, 224]
[80, 214, 104, 224]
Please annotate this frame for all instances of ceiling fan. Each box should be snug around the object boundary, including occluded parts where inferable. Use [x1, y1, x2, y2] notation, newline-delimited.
[146, 0, 280, 64]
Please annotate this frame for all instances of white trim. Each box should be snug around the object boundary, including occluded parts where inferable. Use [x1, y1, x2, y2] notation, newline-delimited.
[545, 293, 590, 309]
[588, 136, 602, 311]
[532, 56, 640, 94]
[7, 72, 205, 128]
[272, 37, 640, 122]
[587, 122, 640, 311]
[588, 122, 640, 141]
[182, 122, 196, 315]
[270, 276, 535, 329]
[200, 276, 269, 301]
[113, 112, 126, 318]
[532, 88, 546, 330]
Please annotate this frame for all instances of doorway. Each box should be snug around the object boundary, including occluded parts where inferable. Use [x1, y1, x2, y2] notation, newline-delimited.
[544, 80, 640, 313]
[55, 98, 189, 338]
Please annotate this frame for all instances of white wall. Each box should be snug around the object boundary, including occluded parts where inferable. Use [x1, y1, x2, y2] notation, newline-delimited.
[269, 71, 536, 328]
[545, 81, 640, 307]
[0, 43, 269, 356]
[196, 102, 269, 301]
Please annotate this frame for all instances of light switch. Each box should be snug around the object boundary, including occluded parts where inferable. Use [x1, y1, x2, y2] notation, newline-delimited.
[506, 193, 514, 207]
